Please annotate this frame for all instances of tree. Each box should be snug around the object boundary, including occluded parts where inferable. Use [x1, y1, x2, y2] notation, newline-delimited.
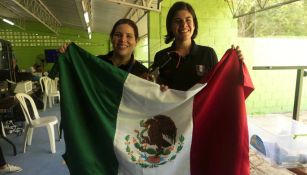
[237, 0, 307, 37]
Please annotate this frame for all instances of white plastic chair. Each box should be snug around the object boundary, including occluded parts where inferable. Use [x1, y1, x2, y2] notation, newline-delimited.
[15, 93, 59, 154]
[39, 76, 48, 110]
[51, 77, 60, 101]
[39, 76, 60, 111]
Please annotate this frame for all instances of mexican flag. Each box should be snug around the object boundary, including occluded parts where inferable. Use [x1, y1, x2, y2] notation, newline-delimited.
[57, 43, 254, 175]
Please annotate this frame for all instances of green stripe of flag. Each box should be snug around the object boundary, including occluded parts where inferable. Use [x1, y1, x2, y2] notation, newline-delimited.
[58, 43, 128, 175]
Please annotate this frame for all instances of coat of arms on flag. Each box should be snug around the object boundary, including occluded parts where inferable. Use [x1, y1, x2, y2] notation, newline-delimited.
[124, 115, 185, 168]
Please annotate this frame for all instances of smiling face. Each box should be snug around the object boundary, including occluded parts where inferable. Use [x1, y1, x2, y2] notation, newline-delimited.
[171, 10, 195, 42]
[111, 24, 137, 59]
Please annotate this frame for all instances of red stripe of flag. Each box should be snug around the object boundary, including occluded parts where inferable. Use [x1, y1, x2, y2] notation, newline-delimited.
[191, 49, 254, 175]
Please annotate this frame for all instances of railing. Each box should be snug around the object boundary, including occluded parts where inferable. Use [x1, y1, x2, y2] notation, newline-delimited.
[253, 66, 307, 120]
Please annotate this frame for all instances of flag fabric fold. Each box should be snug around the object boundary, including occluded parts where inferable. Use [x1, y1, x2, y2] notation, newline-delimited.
[58, 43, 254, 175]
[191, 49, 253, 175]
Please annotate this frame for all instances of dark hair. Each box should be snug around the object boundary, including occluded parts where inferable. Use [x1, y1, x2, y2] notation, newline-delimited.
[110, 18, 139, 41]
[165, 1, 198, 44]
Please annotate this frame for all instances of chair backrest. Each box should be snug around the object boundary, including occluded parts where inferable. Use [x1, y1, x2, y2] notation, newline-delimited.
[50, 77, 59, 93]
[15, 93, 40, 125]
[40, 76, 59, 95]
[39, 76, 49, 94]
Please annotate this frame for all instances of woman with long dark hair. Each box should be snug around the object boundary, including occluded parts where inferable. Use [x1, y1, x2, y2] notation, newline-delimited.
[152, 1, 243, 91]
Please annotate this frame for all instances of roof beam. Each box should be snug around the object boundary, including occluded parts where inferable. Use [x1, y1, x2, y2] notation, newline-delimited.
[125, 0, 156, 23]
[105, 0, 161, 12]
[0, 3, 26, 30]
[11, 0, 61, 34]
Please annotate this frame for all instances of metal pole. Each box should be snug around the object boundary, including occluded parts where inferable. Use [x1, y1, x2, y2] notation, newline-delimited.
[293, 69, 304, 120]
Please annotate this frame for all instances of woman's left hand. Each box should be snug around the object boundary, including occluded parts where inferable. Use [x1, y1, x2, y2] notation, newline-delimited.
[231, 45, 244, 60]
[160, 84, 168, 92]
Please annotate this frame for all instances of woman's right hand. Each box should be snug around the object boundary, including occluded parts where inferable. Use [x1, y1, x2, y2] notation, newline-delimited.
[59, 43, 70, 53]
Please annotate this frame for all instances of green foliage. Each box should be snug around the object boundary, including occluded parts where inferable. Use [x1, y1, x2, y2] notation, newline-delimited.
[146, 148, 157, 154]
[162, 149, 171, 155]
[126, 146, 130, 152]
[177, 145, 183, 152]
[125, 135, 130, 141]
[140, 120, 144, 127]
[170, 155, 176, 161]
[179, 135, 185, 142]
[238, 0, 306, 37]
[134, 142, 141, 149]
[131, 155, 136, 161]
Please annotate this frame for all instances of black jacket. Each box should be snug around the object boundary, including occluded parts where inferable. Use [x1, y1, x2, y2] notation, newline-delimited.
[98, 51, 148, 79]
[152, 41, 218, 91]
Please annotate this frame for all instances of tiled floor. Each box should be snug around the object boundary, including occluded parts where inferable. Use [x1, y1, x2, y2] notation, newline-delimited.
[1, 104, 69, 175]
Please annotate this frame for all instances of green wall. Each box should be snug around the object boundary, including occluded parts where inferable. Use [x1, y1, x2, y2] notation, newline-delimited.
[134, 37, 149, 67]
[0, 21, 109, 71]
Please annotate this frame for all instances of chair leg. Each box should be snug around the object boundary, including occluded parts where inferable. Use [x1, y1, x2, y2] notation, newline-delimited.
[27, 128, 33, 146]
[43, 95, 47, 111]
[58, 121, 62, 140]
[1, 121, 6, 137]
[23, 125, 29, 153]
[48, 96, 53, 108]
[56, 123, 61, 141]
[46, 124, 56, 154]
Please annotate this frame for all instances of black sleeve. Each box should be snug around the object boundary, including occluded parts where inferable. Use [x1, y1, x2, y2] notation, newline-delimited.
[151, 52, 163, 71]
[202, 47, 218, 74]
[151, 51, 172, 85]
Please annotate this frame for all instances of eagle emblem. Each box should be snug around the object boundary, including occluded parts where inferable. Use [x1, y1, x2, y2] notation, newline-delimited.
[124, 115, 185, 168]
